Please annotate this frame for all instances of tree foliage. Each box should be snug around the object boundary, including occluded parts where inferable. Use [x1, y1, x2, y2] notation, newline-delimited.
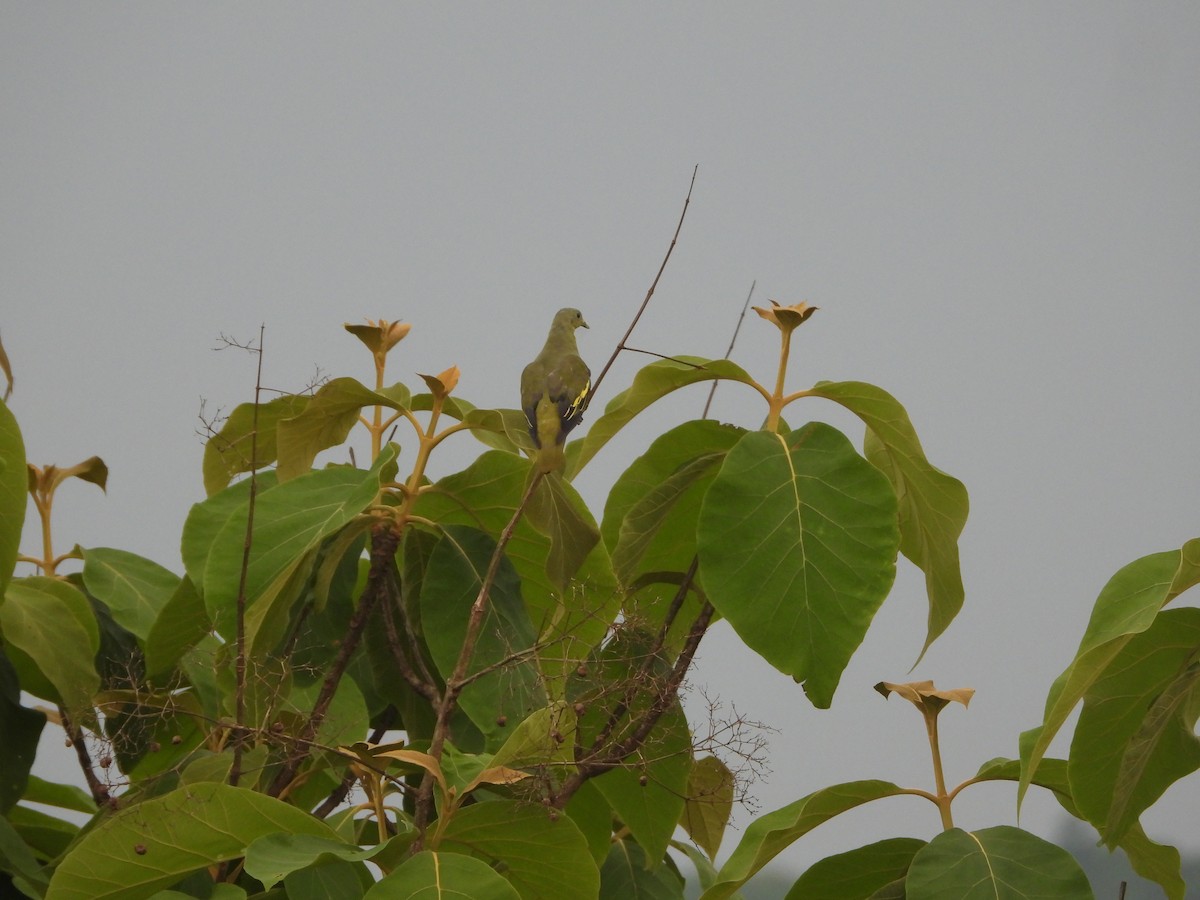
[0, 301, 1194, 899]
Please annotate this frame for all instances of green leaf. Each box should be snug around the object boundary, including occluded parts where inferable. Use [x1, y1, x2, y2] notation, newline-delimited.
[150, 888, 247, 900]
[700, 781, 906, 900]
[420, 526, 547, 749]
[277, 377, 408, 482]
[567, 357, 761, 479]
[438, 799, 599, 899]
[783, 838, 925, 900]
[1069, 608, 1200, 846]
[202, 447, 394, 638]
[600, 839, 684, 899]
[490, 702, 576, 771]
[526, 472, 600, 590]
[18, 775, 95, 816]
[7, 803, 80, 862]
[44, 783, 340, 900]
[1020, 539, 1200, 807]
[0, 653, 44, 814]
[181, 472, 277, 590]
[0, 577, 100, 714]
[0, 397, 26, 598]
[680, 756, 734, 861]
[81, 548, 180, 643]
[961, 756, 1187, 894]
[905, 826, 1092, 899]
[697, 425, 900, 707]
[143, 577, 210, 680]
[462, 407, 529, 455]
[604, 420, 742, 591]
[364, 850, 522, 900]
[0, 814, 50, 894]
[807, 380, 968, 660]
[1119, 825, 1186, 900]
[564, 779, 615, 867]
[244, 833, 381, 889]
[203, 394, 310, 495]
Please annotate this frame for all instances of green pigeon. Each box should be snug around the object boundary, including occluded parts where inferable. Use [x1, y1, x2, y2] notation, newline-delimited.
[520, 307, 591, 473]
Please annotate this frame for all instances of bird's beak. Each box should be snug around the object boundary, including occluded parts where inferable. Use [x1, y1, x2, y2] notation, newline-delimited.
[581, 318, 590, 329]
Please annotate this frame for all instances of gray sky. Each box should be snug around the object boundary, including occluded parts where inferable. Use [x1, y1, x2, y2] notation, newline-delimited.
[4, 4, 1199, 893]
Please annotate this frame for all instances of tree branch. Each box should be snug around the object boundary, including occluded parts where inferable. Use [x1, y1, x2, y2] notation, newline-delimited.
[589, 166, 698, 401]
[554, 596, 714, 807]
[413, 470, 543, 835]
[268, 522, 402, 797]
[379, 568, 440, 703]
[59, 708, 114, 809]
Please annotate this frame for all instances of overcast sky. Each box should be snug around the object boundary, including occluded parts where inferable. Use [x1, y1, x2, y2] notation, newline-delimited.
[4, 4, 1198, 894]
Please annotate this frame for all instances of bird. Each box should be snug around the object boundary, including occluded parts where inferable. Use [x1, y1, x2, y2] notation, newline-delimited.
[520, 307, 591, 473]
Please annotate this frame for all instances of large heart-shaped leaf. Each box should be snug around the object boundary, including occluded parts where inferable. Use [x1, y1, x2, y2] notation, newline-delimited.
[697, 425, 899, 707]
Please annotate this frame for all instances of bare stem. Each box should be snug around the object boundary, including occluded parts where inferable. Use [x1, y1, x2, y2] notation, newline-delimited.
[925, 709, 954, 830]
[230, 323, 265, 788]
[379, 571, 440, 703]
[413, 471, 543, 836]
[590, 166, 698, 401]
[765, 327, 793, 433]
[702, 280, 756, 419]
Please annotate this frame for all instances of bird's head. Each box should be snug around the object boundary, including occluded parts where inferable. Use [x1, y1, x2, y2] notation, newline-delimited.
[553, 307, 589, 332]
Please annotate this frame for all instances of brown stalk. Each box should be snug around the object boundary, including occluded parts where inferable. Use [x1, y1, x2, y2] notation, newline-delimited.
[379, 568, 440, 703]
[60, 707, 114, 809]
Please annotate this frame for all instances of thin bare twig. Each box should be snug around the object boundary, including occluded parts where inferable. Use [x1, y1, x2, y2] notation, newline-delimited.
[702, 280, 756, 418]
[413, 470, 544, 837]
[230, 324, 265, 788]
[589, 166, 698, 401]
